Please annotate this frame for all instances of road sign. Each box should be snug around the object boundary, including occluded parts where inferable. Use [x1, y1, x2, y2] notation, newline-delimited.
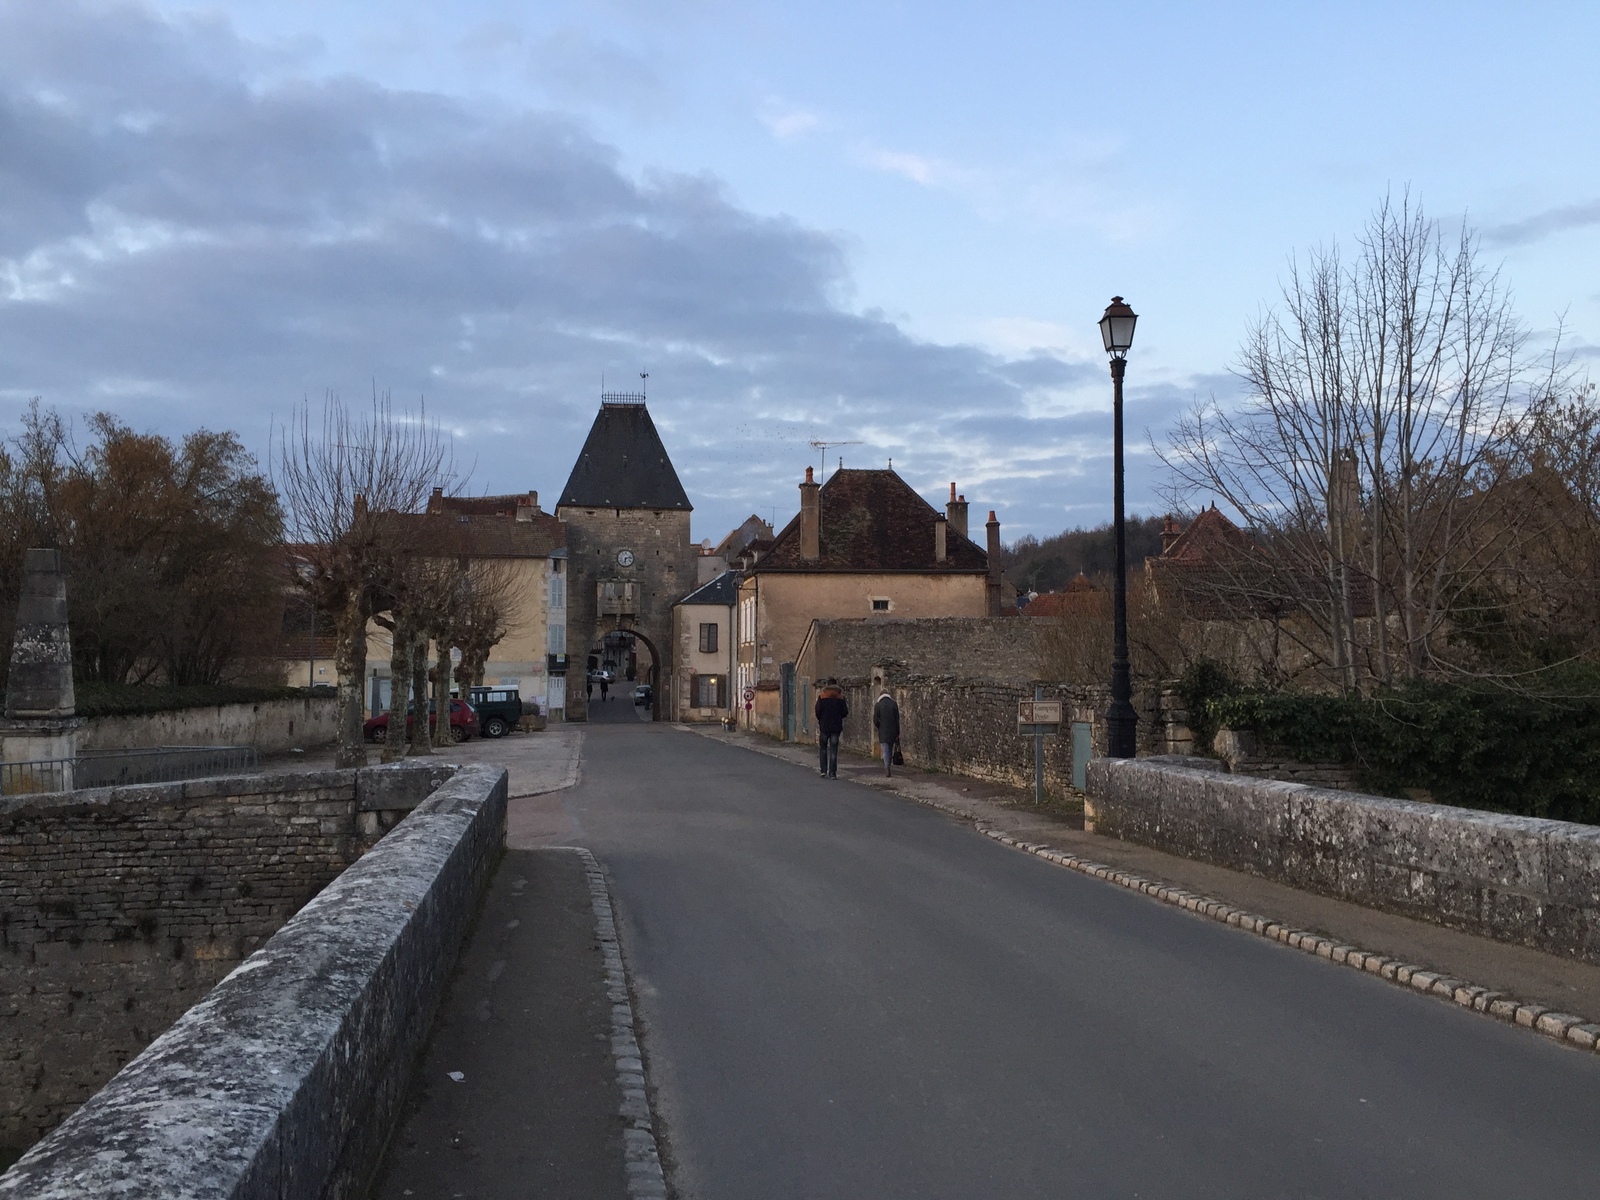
[743, 686, 756, 702]
[1017, 699, 1062, 729]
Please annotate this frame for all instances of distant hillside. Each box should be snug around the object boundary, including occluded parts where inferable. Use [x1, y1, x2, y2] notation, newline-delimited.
[1000, 516, 1166, 594]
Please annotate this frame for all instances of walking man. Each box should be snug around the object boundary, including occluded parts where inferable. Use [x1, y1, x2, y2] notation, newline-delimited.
[873, 688, 900, 777]
[815, 679, 848, 778]
[600, 677, 610, 702]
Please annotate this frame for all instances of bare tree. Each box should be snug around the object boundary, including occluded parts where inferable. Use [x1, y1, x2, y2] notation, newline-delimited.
[275, 392, 454, 767]
[1163, 192, 1537, 691]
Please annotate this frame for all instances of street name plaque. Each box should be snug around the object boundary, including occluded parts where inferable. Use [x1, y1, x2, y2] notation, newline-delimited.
[1017, 699, 1062, 730]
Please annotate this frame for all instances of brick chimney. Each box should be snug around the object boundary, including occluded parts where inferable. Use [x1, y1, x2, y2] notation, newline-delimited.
[516, 490, 539, 521]
[934, 512, 948, 563]
[946, 483, 969, 540]
[427, 485, 445, 514]
[800, 466, 821, 561]
[352, 493, 367, 521]
[985, 510, 1002, 617]
[1160, 513, 1181, 554]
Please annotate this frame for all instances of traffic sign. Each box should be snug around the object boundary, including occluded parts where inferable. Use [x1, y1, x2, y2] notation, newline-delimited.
[743, 686, 756, 702]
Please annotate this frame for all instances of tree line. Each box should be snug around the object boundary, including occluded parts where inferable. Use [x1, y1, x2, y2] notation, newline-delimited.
[0, 395, 519, 770]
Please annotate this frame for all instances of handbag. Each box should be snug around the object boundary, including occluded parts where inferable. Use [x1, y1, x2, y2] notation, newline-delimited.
[892, 741, 904, 766]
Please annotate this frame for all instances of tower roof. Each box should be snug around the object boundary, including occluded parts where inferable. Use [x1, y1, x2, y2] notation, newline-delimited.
[558, 401, 691, 511]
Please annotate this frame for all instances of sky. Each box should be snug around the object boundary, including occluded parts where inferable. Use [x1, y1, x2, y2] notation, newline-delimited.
[2, 0, 1598, 543]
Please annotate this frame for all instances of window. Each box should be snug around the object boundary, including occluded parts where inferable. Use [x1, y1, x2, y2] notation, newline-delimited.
[695, 674, 725, 708]
[548, 624, 565, 653]
[549, 561, 565, 608]
[699, 622, 718, 654]
[871, 598, 891, 612]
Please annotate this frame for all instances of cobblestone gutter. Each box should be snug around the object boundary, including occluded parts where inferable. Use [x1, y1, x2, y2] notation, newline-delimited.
[0, 761, 508, 1199]
[1088, 756, 1600, 964]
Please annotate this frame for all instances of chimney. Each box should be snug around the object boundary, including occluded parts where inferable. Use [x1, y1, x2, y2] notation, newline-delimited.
[1161, 514, 1181, 554]
[800, 466, 821, 561]
[946, 483, 969, 540]
[427, 485, 445, 514]
[985, 510, 1002, 617]
[352, 493, 367, 521]
[516, 492, 535, 522]
[934, 512, 948, 563]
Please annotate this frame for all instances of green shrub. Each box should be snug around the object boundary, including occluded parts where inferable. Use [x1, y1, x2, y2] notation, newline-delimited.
[1206, 669, 1600, 823]
[74, 682, 317, 720]
[1173, 658, 1242, 757]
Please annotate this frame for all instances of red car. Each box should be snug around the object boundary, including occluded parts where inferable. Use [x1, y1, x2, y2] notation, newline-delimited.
[363, 698, 479, 744]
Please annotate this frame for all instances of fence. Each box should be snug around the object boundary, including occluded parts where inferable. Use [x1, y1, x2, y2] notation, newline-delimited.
[0, 745, 259, 796]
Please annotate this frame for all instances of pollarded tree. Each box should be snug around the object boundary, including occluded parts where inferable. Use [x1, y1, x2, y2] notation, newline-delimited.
[275, 392, 455, 767]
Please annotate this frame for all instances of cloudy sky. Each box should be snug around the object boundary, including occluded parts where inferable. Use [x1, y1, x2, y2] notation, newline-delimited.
[3, 1, 1598, 541]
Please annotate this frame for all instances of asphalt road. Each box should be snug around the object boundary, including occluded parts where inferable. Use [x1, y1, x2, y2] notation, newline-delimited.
[563, 722, 1600, 1200]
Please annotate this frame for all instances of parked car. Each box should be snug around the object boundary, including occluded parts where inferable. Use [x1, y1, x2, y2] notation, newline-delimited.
[588, 668, 616, 685]
[468, 687, 524, 738]
[362, 698, 479, 744]
[633, 684, 652, 707]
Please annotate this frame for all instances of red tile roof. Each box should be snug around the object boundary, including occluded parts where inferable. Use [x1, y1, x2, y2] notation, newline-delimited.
[754, 469, 988, 574]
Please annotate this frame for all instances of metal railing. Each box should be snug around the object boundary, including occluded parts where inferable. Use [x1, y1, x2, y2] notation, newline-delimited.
[1, 745, 259, 796]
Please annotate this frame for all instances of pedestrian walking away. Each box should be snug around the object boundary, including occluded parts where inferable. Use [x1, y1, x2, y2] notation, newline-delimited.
[872, 690, 900, 776]
[600, 678, 610, 702]
[586, 678, 594, 700]
[814, 679, 848, 778]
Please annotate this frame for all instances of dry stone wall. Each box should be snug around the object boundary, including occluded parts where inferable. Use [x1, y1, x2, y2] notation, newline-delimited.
[831, 674, 1166, 799]
[0, 761, 451, 1152]
[75, 696, 338, 754]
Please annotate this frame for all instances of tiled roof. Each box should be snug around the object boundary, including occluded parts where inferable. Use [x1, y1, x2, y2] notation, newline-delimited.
[755, 468, 988, 573]
[558, 402, 691, 511]
[677, 571, 740, 607]
[375, 510, 566, 558]
[713, 515, 774, 557]
[431, 492, 541, 518]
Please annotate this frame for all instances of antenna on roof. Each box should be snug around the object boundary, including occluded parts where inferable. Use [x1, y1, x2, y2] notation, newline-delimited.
[640, 371, 649, 399]
[808, 438, 862, 481]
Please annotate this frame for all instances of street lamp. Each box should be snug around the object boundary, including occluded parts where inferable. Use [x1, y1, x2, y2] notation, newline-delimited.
[1099, 296, 1138, 758]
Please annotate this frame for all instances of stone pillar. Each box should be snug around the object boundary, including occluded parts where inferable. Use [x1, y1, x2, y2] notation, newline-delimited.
[2, 548, 81, 787]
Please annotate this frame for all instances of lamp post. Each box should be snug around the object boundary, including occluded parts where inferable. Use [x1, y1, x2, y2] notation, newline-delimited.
[1099, 296, 1138, 758]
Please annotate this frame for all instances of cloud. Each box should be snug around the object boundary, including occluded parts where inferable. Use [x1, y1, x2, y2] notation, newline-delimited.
[1484, 200, 1600, 247]
[0, 0, 1180, 539]
[860, 146, 968, 189]
[759, 102, 820, 140]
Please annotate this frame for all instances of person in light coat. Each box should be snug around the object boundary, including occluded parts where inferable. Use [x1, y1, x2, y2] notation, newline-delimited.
[872, 690, 900, 777]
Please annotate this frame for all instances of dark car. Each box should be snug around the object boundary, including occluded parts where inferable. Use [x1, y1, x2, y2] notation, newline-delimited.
[468, 687, 525, 738]
[363, 698, 479, 744]
[633, 684, 652, 707]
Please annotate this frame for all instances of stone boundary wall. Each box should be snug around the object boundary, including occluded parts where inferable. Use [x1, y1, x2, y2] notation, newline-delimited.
[1086, 756, 1600, 963]
[0, 762, 507, 1199]
[0, 761, 453, 1151]
[830, 675, 1167, 799]
[76, 696, 339, 755]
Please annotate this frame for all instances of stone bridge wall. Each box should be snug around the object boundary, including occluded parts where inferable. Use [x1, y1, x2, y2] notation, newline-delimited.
[0, 761, 507, 1199]
[0, 761, 452, 1152]
[1087, 756, 1600, 963]
[75, 696, 339, 754]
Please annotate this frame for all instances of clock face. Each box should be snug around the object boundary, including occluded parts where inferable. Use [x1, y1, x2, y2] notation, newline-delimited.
[616, 549, 635, 567]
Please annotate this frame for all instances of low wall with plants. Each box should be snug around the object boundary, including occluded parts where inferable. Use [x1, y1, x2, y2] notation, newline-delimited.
[1176, 663, 1600, 824]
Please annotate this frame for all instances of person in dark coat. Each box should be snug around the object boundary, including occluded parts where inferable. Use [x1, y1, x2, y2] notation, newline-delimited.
[814, 680, 849, 778]
[873, 690, 900, 777]
[600, 678, 610, 702]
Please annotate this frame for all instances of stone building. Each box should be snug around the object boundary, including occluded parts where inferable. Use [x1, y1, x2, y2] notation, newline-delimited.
[556, 394, 695, 719]
[362, 492, 569, 717]
[735, 467, 1003, 738]
[672, 570, 739, 722]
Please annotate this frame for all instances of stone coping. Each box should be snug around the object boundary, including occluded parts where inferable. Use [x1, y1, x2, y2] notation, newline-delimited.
[0, 761, 509, 1199]
[0, 759, 455, 818]
[1087, 756, 1600, 964]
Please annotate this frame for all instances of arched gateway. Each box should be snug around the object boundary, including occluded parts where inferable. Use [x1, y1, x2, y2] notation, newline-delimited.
[556, 392, 695, 720]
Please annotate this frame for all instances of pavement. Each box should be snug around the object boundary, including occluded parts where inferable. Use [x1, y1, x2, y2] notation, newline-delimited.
[359, 721, 1600, 1197]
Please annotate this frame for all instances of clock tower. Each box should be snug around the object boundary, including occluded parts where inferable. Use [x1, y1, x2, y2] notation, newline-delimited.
[556, 391, 695, 719]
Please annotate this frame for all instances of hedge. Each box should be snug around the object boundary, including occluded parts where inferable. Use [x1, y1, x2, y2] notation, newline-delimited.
[73, 682, 325, 720]
[1176, 660, 1600, 824]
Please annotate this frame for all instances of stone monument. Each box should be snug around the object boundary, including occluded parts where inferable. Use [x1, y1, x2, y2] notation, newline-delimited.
[1, 548, 80, 786]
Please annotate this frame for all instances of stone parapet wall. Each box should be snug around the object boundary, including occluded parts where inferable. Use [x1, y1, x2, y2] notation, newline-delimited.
[1086, 756, 1600, 963]
[75, 696, 338, 754]
[0, 761, 507, 1199]
[829, 674, 1166, 799]
[0, 760, 452, 1151]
